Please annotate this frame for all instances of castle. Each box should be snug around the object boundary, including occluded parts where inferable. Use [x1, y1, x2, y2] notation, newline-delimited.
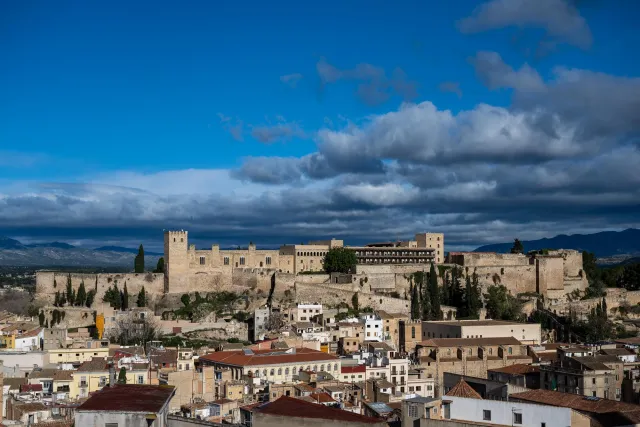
[35, 231, 586, 312]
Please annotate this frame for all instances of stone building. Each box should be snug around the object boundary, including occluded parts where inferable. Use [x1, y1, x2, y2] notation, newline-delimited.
[415, 337, 532, 396]
[447, 249, 588, 300]
[421, 319, 542, 345]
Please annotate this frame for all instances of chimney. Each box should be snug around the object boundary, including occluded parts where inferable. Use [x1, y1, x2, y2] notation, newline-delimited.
[109, 361, 116, 387]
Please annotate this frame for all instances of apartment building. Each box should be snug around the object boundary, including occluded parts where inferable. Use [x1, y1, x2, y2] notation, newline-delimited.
[289, 304, 322, 322]
[422, 319, 542, 345]
[361, 313, 383, 342]
[70, 357, 149, 399]
[540, 354, 624, 401]
[199, 347, 341, 384]
[415, 337, 532, 396]
[48, 346, 110, 365]
[378, 310, 409, 349]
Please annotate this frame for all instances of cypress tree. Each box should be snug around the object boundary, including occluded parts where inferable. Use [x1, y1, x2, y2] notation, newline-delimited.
[465, 273, 472, 317]
[122, 283, 129, 310]
[155, 257, 165, 273]
[118, 367, 127, 384]
[429, 263, 440, 319]
[86, 290, 95, 308]
[601, 297, 608, 320]
[134, 245, 145, 273]
[76, 280, 87, 306]
[54, 291, 60, 307]
[137, 286, 147, 307]
[441, 270, 450, 306]
[66, 274, 75, 306]
[410, 283, 420, 320]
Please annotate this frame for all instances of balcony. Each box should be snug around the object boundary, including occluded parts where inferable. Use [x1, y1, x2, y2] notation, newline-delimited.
[78, 382, 88, 388]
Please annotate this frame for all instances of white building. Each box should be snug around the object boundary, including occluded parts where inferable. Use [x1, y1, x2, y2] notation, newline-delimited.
[15, 328, 44, 351]
[289, 304, 323, 322]
[421, 319, 542, 345]
[360, 313, 383, 342]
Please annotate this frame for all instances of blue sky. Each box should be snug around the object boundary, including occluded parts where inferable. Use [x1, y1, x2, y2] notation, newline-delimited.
[1, 0, 640, 251]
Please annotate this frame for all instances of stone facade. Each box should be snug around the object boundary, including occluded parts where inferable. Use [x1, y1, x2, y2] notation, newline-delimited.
[446, 249, 588, 297]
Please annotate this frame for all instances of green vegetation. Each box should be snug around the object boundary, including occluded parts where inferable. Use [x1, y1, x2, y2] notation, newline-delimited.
[510, 238, 524, 254]
[118, 367, 127, 384]
[103, 282, 122, 309]
[484, 284, 523, 321]
[154, 257, 164, 273]
[408, 267, 442, 321]
[581, 251, 640, 298]
[122, 283, 129, 309]
[322, 247, 357, 274]
[137, 286, 147, 307]
[75, 280, 87, 306]
[172, 291, 242, 321]
[134, 244, 145, 273]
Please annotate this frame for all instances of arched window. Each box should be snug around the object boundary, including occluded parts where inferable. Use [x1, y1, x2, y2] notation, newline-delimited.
[334, 364, 338, 372]
[263, 369, 267, 377]
[313, 365, 318, 372]
[270, 369, 275, 376]
[326, 364, 331, 371]
[292, 367, 297, 374]
[285, 368, 290, 375]
[247, 370, 252, 377]
[278, 368, 282, 375]
[320, 365, 325, 371]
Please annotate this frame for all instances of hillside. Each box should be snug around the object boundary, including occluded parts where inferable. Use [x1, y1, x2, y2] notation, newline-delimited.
[0, 237, 161, 267]
[474, 228, 640, 259]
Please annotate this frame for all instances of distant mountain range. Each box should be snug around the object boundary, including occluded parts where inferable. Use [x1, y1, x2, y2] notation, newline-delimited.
[474, 228, 640, 259]
[0, 237, 161, 267]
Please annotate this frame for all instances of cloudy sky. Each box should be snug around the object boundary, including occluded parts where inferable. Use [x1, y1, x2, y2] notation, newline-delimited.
[1, 0, 639, 252]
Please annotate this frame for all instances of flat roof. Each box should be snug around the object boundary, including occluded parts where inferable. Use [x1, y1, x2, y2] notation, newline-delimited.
[423, 320, 537, 327]
[77, 384, 175, 413]
[200, 347, 337, 367]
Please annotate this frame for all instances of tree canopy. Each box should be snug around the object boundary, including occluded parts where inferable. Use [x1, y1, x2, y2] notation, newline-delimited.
[484, 284, 522, 321]
[155, 257, 165, 273]
[322, 247, 357, 274]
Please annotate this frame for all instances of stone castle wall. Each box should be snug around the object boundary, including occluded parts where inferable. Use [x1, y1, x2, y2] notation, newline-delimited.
[293, 282, 411, 314]
[35, 271, 165, 305]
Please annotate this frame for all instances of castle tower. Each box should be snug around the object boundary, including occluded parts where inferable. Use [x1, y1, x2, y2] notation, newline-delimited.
[415, 232, 445, 264]
[164, 231, 188, 293]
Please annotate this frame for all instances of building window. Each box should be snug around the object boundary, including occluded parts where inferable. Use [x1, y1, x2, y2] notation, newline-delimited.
[270, 369, 274, 376]
[266, 256, 272, 265]
[240, 256, 245, 265]
[199, 256, 206, 265]
[285, 368, 289, 375]
[592, 378, 596, 384]
[513, 413, 522, 425]
[508, 347, 512, 354]
[278, 368, 282, 375]
[408, 405, 417, 418]
[224, 257, 229, 265]
[334, 363, 338, 371]
[138, 375, 144, 384]
[411, 327, 415, 339]
[483, 410, 491, 421]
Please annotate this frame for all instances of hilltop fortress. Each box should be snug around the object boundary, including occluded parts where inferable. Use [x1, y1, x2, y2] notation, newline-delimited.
[35, 231, 587, 313]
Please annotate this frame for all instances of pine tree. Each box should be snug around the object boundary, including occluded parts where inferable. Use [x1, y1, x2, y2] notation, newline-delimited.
[66, 274, 75, 306]
[429, 263, 441, 319]
[137, 287, 147, 307]
[118, 367, 127, 384]
[76, 280, 87, 306]
[122, 283, 129, 310]
[134, 244, 145, 273]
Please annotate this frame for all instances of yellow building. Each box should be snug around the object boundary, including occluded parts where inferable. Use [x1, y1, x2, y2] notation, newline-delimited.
[53, 370, 73, 395]
[48, 347, 110, 365]
[70, 357, 149, 399]
[0, 334, 15, 349]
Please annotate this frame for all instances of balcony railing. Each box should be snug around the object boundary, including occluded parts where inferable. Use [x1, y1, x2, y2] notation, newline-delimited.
[78, 382, 88, 388]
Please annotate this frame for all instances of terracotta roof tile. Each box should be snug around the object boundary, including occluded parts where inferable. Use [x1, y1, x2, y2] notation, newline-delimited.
[445, 379, 482, 399]
[200, 347, 337, 367]
[256, 396, 383, 424]
[53, 370, 74, 381]
[511, 389, 640, 415]
[76, 357, 109, 372]
[341, 365, 366, 374]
